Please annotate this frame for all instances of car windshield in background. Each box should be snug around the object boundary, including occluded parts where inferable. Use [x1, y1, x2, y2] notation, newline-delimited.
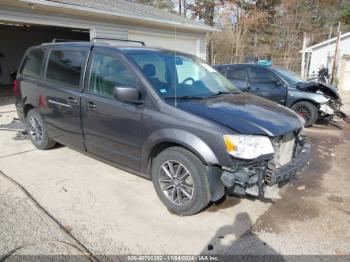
[273, 67, 304, 85]
[126, 51, 240, 98]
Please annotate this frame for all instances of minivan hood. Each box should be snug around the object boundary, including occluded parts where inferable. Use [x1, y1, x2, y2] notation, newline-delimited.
[171, 94, 303, 137]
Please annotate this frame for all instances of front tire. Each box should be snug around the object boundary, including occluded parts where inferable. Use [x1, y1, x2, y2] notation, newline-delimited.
[26, 109, 56, 150]
[151, 147, 211, 216]
[291, 101, 318, 127]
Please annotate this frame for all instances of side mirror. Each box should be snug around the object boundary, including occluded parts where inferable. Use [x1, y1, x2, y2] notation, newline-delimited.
[113, 86, 143, 104]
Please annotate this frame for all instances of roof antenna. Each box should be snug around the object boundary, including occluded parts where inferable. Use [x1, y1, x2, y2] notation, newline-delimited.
[174, 26, 177, 107]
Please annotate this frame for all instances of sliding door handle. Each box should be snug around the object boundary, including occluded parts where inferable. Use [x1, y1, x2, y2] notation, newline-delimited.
[67, 97, 78, 104]
[87, 101, 96, 109]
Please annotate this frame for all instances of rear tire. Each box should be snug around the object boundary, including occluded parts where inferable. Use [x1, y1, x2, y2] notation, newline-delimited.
[151, 147, 211, 216]
[26, 109, 56, 150]
[291, 101, 318, 127]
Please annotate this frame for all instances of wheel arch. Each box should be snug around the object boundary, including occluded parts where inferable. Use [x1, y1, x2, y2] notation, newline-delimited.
[144, 133, 225, 202]
[290, 99, 320, 109]
[141, 129, 220, 176]
[23, 104, 34, 118]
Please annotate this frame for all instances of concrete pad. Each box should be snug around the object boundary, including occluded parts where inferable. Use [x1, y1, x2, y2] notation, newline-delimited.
[0, 173, 87, 257]
[0, 110, 17, 126]
[0, 99, 15, 113]
[0, 143, 270, 255]
[0, 127, 35, 158]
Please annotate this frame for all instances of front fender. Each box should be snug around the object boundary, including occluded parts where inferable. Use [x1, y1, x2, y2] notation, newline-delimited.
[287, 90, 328, 107]
[141, 129, 219, 173]
[141, 129, 224, 202]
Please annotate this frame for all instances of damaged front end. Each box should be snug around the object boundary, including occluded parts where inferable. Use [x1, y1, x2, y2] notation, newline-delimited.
[220, 130, 311, 198]
[297, 81, 350, 124]
[325, 99, 350, 124]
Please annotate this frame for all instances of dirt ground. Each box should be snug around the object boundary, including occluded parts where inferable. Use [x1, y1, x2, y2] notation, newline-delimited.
[0, 93, 350, 258]
[205, 94, 350, 256]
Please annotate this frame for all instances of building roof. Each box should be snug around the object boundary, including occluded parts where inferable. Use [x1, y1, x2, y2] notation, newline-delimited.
[21, 0, 218, 32]
[302, 31, 350, 52]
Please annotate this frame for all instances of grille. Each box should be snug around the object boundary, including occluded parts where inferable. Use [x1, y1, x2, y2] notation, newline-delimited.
[265, 162, 276, 184]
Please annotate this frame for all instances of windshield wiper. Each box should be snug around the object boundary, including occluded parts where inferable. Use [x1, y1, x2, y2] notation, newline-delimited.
[207, 91, 232, 97]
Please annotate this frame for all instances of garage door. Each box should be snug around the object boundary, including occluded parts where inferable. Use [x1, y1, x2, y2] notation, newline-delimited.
[129, 32, 198, 56]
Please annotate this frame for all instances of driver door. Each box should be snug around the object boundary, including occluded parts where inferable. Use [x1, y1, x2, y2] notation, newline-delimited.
[81, 47, 144, 170]
[248, 67, 287, 105]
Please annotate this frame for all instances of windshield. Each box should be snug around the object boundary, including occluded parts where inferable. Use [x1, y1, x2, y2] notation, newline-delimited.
[273, 67, 304, 85]
[126, 51, 240, 98]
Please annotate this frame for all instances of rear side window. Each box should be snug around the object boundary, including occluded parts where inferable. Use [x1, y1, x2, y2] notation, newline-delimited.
[46, 50, 86, 88]
[20, 49, 44, 78]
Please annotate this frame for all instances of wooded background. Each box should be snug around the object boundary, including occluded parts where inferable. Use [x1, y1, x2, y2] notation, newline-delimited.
[134, 0, 350, 73]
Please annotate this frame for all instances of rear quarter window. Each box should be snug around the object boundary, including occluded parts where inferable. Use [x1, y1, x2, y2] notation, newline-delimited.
[46, 50, 87, 89]
[20, 48, 45, 78]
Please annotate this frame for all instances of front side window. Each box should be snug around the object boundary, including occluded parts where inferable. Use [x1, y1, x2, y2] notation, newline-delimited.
[46, 50, 86, 88]
[273, 67, 303, 85]
[88, 53, 139, 98]
[249, 67, 278, 88]
[127, 51, 239, 98]
[21, 49, 44, 78]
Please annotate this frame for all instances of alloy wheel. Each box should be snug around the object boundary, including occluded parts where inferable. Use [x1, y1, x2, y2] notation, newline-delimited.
[295, 104, 311, 122]
[159, 160, 194, 206]
[28, 115, 43, 144]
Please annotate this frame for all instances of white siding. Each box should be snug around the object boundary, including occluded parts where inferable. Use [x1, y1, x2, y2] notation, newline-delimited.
[129, 31, 197, 55]
[0, 6, 207, 59]
[199, 37, 207, 61]
[0, 6, 128, 40]
[308, 36, 350, 77]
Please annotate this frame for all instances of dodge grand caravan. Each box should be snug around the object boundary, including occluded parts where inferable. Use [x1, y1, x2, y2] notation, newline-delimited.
[15, 40, 311, 215]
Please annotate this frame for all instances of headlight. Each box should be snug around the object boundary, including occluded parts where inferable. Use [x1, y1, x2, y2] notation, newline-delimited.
[223, 135, 274, 160]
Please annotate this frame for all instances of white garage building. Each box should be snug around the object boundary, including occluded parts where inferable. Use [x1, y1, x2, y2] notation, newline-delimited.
[0, 0, 217, 89]
[302, 32, 350, 91]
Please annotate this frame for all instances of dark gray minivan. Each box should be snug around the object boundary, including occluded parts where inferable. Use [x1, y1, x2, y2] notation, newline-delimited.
[16, 41, 311, 215]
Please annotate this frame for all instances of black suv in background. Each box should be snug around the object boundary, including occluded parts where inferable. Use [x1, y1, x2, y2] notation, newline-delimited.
[16, 41, 310, 215]
[214, 64, 343, 127]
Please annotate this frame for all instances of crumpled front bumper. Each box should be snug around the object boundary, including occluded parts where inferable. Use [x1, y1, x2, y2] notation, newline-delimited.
[220, 137, 311, 198]
[323, 98, 350, 124]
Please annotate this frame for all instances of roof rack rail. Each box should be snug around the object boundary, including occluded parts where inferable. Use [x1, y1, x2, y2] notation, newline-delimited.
[52, 39, 85, 43]
[91, 37, 145, 46]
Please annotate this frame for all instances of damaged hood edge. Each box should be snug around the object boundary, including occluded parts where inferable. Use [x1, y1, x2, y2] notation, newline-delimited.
[296, 81, 340, 100]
